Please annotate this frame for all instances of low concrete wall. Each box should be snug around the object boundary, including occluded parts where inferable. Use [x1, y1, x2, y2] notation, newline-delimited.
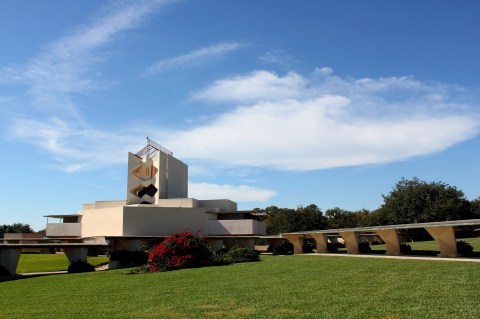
[207, 220, 266, 235]
[46, 223, 82, 237]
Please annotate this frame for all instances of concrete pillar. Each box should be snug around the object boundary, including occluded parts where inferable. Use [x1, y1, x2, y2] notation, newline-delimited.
[309, 233, 328, 253]
[282, 234, 304, 254]
[339, 231, 360, 254]
[111, 239, 142, 251]
[206, 239, 224, 251]
[268, 238, 282, 253]
[63, 247, 89, 263]
[376, 229, 402, 256]
[0, 248, 21, 276]
[109, 238, 144, 270]
[425, 226, 458, 258]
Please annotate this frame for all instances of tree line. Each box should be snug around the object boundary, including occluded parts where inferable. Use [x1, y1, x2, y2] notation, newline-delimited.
[258, 177, 480, 235]
[0, 223, 34, 237]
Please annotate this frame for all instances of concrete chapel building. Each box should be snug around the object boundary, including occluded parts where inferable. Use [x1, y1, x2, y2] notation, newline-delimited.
[44, 138, 266, 251]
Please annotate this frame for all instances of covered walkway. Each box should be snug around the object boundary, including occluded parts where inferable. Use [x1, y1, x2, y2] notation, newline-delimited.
[0, 237, 107, 276]
[281, 219, 480, 258]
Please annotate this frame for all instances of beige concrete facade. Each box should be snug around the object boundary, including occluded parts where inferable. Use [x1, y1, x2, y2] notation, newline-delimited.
[45, 140, 266, 247]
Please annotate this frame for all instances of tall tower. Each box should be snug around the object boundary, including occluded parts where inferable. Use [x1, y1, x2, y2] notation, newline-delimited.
[126, 138, 188, 205]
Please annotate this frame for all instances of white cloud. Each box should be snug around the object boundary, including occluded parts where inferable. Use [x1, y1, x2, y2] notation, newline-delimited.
[142, 42, 242, 76]
[258, 50, 297, 66]
[189, 182, 277, 202]
[2, 0, 478, 176]
[11, 116, 143, 171]
[166, 69, 479, 171]
[192, 70, 307, 102]
[1, 0, 173, 171]
[1, 0, 172, 117]
[314, 67, 333, 76]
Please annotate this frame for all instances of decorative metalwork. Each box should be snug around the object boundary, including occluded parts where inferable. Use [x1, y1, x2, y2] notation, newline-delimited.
[136, 137, 173, 158]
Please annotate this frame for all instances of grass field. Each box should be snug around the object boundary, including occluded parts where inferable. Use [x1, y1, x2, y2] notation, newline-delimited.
[16, 254, 109, 273]
[1, 255, 479, 319]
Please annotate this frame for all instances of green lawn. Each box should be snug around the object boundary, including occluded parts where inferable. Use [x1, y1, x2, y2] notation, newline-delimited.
[1, 255, 479, 319]
[16, 254, 109, 273]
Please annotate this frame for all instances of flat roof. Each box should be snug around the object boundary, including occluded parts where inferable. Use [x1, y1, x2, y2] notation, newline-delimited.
[44, 214, 81, 218]
[207, 210, 259, 214]
[282, 219, 480, 236]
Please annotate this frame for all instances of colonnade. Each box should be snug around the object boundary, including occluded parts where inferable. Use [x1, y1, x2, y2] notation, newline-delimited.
[281, 219, 480, 258]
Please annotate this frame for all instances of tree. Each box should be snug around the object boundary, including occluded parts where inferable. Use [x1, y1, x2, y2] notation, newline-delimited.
[325, 207, 372, 229]
[374, 177, 471, 225]
[470, 197, 480, 218]
[0, 223, 34, 237]
[262, 204, 326, 235]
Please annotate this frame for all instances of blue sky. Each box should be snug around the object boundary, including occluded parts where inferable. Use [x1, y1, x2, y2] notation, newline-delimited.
[1, 0, 479, 231]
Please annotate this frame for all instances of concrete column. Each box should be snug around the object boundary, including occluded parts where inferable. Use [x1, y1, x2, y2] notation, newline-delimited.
[376, 229, 402, 256]
[268, 238, 282, 253]
[425, 226, 458, 258]
[339, 231, 360, 254]
[206, 239, 224, 251]
[109, 238, 144, 270]
[111, 239, 142, 251]
[282, 234, 304, 254]
[63, 247, 89, 263]
[309, 233, 328, 253]
[0, 248, 21, 276]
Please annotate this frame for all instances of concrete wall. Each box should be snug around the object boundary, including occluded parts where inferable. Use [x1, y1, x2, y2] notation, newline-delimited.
[3, 233, 44, 239]
[165, 154, 188, 199]
[198, 199, 238, 212]
[206, 220, 266, 235]
[84, 200, 126, 210]
[157, 198, 199, 208]
[46, 223, 82, 237]
[122, 206, 208, 236]
[81, 206, 124, 237]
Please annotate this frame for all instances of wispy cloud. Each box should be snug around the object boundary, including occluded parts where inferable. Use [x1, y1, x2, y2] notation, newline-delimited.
[258, 50, 297, 66]
[1, 0, 174, 171]
[189, 182, 277, 202]
[141, 42, 242, 77]
[1, 0, 173, 117]
[11, 116, 143, 171]
[191, 70, 306, 102]
[166, 69, 480, 171]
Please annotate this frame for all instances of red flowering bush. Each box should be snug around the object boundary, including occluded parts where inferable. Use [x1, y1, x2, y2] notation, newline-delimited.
[148, 231, 214, 272]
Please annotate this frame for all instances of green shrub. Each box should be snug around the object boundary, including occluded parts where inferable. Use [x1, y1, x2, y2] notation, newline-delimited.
[223, 246, 260, 263]
[302, 239, 316, 253]
[274, 242, 293, 255]
[67, 261, 95, 273]
[456, 240, 473, 255]
[358, 242, 371, 253]
[213, 248, 233, 265]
